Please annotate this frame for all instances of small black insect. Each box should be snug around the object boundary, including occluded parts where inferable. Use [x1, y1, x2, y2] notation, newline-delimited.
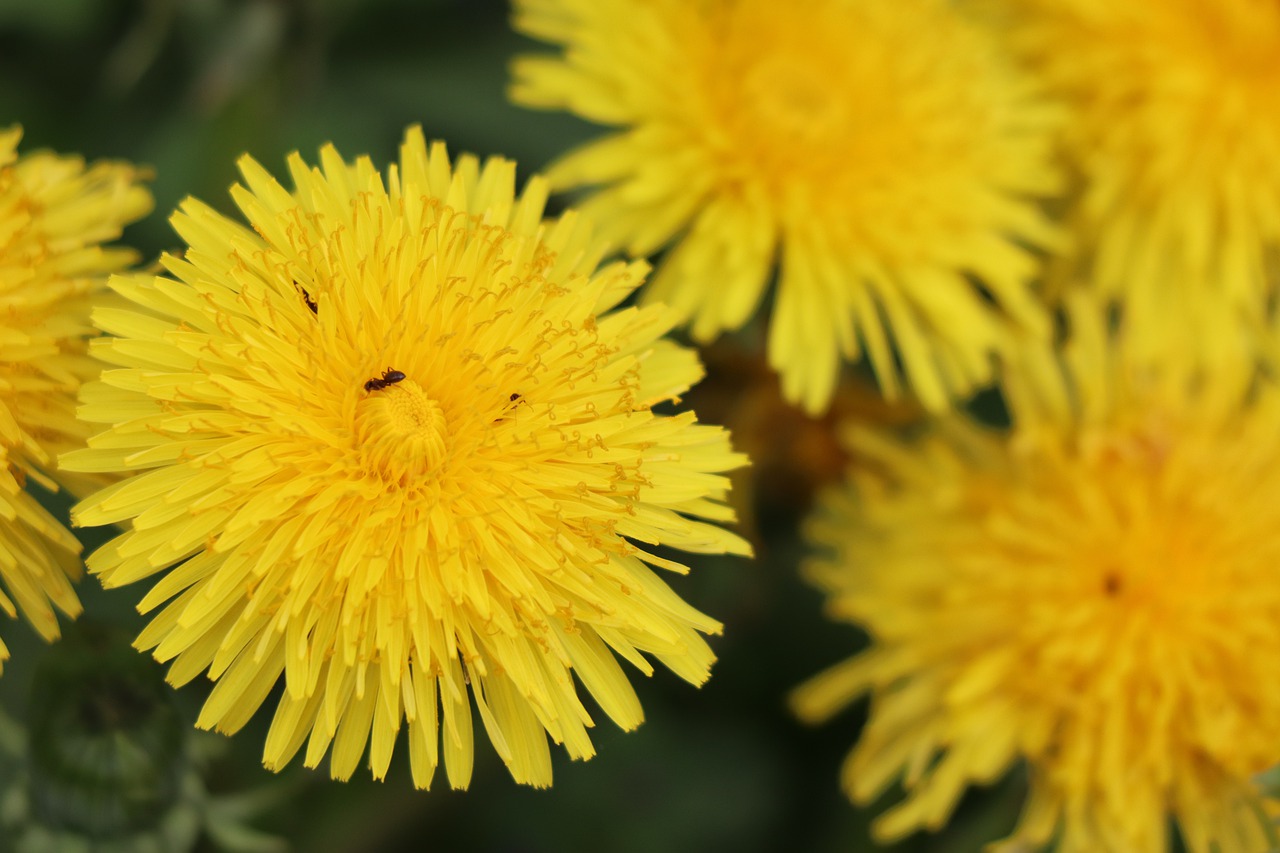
[494, 392, 525, 422]
[364, 368, 406, 393]
[298, 286, 318, 314]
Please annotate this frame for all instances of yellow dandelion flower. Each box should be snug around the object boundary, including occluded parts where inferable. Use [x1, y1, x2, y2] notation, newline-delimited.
[509, 0, 1063, 414]
[1002, 0, 1280, 353]
[0, 127, 151, 675]
[61, 127, 751, 789]
[792, 294, 1280, 852]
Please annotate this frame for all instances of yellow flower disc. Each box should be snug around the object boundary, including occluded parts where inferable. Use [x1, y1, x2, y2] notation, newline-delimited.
[511, 0, 1063, 414]
[62, 127, 751, 789]
[794, 295, 1280, 852]
[1004, 0, 1280, 357]
[0, 127, 150, 675]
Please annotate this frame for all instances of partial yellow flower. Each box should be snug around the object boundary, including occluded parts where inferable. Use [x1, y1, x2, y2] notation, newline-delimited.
[0, 127, 151, 675]
[61, 127, 751, 789]
[1002, 0, 1280, 357]
[510, 0, 1062, 414]
[793, 293, 1280, 852]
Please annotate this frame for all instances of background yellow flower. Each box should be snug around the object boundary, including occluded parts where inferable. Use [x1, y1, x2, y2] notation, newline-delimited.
[510, 0, 1063, 414]
[794, 294, 1280, 852]
[62, 127, 750, 789]
[1002, 0, 1280, 357]
[0, 127, 150, 675]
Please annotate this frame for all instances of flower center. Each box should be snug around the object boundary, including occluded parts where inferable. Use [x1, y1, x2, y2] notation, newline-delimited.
[354, 378, 450, 483]
[1185, 0, 1280, 81]
[702, 0, 998, 232]
[713, 4, 860, 199]
[741, 59, 843, 149]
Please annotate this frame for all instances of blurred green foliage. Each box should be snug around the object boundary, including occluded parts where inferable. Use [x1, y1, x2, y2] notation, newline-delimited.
[0, 2, 1027, 850]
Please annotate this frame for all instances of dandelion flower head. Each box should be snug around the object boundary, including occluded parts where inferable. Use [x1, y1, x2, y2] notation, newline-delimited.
[793, 294, 1280, 852]
[510, 0, 1062, 414]
[62, 127, 751, 789]
[0, 127, 150, 675]
[1004, 0, 1280, 353]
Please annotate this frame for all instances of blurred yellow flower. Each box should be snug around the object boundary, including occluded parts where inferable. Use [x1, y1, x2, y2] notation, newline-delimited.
[793, 294, 1280, 852]
[62, 127, 751, 789]
[510, 0, 1062, 414]
[0, 127, 150, 675]
[1004, 0, 1280, 355]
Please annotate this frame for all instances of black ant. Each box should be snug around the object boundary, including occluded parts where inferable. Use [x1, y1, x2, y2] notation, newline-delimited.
[364, 368, 406, 393]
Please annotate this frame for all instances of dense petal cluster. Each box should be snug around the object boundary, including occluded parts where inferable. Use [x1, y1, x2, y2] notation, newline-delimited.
[1003, 0, 1280, 355]
[510, 0, 1062, 414]
[62, 127, 750, 788]
[793, 296, 1280, 852]
[0, 127, 150, 674]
